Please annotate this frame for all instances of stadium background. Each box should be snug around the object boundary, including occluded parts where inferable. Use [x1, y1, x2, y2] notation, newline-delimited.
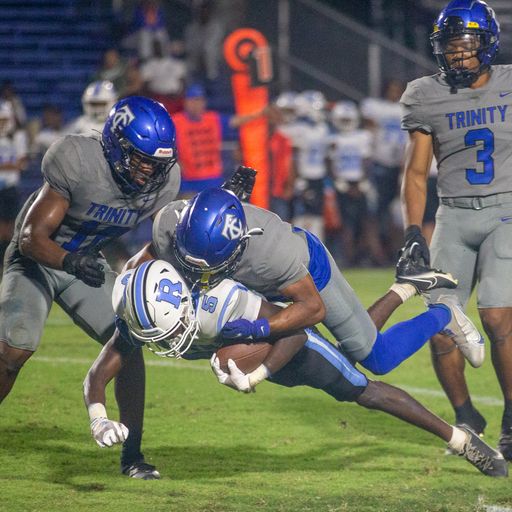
[2, 1, 512, 511]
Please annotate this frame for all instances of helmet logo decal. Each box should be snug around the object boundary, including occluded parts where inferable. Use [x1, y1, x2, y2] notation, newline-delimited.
[221, 214, 244, 240]
[111, 105, 135, 132]
[155, 279, 182, 309]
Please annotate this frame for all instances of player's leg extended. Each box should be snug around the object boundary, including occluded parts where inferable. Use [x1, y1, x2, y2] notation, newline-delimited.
[56, 264, 157, 478]
[271, 329, 507, 476]
[0, 256, 54, 402]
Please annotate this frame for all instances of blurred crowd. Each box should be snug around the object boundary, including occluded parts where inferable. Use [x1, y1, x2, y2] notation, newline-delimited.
[0, 0, 438, 270]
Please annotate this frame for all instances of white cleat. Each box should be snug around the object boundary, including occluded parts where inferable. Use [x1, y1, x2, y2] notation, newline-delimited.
[433, 294, 485, 368]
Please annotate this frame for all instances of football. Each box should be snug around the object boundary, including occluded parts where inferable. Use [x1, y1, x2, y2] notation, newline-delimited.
[216, 341, 272, 373]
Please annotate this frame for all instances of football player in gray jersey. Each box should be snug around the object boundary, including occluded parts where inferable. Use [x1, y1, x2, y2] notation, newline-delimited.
[0, 96, 181, 479]
[399, 0, 512, 457]
[144, 188, 485, 383]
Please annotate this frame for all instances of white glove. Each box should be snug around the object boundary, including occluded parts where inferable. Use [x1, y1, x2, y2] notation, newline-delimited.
[90, 417, 129, 448]
[210, 354, 269, 393]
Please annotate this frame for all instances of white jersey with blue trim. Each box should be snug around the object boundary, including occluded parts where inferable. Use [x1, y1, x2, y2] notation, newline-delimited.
[328, 129, 372, 182]
[0, 130, 27, 189]
[114, 270, 262, 358]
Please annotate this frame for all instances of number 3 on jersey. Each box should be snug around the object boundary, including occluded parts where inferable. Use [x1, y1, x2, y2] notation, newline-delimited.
[465, 127, 494, 185]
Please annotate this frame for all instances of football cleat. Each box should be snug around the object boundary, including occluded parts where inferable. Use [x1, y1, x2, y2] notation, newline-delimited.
[122, 461, 161, 480]
[396, 242, 458, 293]
[456, 425, 508, 477]
[433, 294, 485, 368]
[497, 427, 512, 461]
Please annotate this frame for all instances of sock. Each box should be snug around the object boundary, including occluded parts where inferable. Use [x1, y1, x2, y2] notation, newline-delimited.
[360, 306, 451, 375]
[447, 426, 467, 453]
[121, 429, 144, 468]
[389, 282, 416, 303]
[454, 398, 487, 434]
[502, 400, 512, 431]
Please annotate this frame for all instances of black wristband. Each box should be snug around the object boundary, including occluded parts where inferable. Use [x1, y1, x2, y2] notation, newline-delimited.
[405, 224, 422, 239]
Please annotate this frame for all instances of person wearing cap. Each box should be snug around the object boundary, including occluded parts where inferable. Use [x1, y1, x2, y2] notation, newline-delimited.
[172, 84, 267, 197]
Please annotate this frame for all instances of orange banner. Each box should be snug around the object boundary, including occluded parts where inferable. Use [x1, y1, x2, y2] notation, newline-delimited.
[224, 29, 272, 209]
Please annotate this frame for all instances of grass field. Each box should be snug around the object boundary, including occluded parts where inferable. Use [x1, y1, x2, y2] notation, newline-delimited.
[2, 268, 512, 512]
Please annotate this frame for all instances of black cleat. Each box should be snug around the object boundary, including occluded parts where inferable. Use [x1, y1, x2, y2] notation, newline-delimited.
[497, 427, 512, 461]
[122, 461, 161, 480]
[456, 426, 508, 477]
[396, 242, 458, 293]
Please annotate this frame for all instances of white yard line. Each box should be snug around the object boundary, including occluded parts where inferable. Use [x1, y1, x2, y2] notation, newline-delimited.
[31, 355, 504, 406]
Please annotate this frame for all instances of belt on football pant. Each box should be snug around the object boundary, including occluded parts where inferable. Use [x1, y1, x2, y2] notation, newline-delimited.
[440, 192, 512, 210]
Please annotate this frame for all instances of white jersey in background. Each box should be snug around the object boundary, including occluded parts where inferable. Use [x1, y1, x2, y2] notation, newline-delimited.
[329, 129, 372, 183]
[0, 130, 27, 189]
[287, 120, 330, 180]
[360, 97, 406, 167]
[64, 115, 104, 138]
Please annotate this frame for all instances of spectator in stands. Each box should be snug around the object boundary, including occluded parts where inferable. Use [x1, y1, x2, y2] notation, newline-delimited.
[0, 100, 28, 266]
[141, 39, 186, 114]
[173, 83, 267, 197]
[0, 81, 27, 129]
[184, 0, 226, 82]
[129, 0, 170, 62]
[267, 105, 294, 222]
[361, 79, 407, 263]
[34, 104, 65, 155]
[92, 49, 129, 96]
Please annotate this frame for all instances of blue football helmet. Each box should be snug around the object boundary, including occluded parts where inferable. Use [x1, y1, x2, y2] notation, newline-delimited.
[102, 96, 177, 196]
[174, 188, 262, 288]
[430, 0, 499, 88]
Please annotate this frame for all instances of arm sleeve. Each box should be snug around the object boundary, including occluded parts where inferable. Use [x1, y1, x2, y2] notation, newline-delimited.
[400, 81, 432, 134]
[41, 136, 81, 201]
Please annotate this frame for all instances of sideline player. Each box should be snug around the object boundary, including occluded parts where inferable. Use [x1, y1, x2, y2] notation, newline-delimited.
[151, 188, 484, 376]
[0, 96, 180, 479]
[399, 0, 512, 457]
[82, 259, 507, 477]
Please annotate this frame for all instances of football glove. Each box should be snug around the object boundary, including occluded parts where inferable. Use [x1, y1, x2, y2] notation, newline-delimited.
[221, 166, 257, 202]
[62, 250, 105, 287]
[221, 318, 270, 340]
[90, 417, 129, 447]
[210, 355, 255, 393]
[400, 224, 430, 266]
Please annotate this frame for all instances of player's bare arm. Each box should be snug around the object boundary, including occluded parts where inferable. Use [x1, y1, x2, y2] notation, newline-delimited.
[265, 274, 325, 335]
[256, 300, 307, 375]
[18, 183, 70, 269]
[401, 130, 433, 227]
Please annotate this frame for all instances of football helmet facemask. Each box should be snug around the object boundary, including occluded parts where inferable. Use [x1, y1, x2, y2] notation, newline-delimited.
[112, 260, 199, 358]
[430, 0, 499, 88]
[102, 96, 177, 196]
[173, 188, 263, 288]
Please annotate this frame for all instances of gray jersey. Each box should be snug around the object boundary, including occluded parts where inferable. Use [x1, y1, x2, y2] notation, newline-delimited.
[401, 65, 512, 197]
[12, 135, 181, 253]
[152, 201, 310, 298]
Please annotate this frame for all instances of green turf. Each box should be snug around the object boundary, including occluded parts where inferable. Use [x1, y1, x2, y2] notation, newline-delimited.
[1, 268, 511, 512]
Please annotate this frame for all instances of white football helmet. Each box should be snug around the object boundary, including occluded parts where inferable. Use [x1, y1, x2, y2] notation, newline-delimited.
[82, 80, 117, 123]
[331, 100, 360, 132]
[275, 91, 298, 123]
[294, 90, 326, 123]
[112, 260, 199, 358]
[0, 100, 15, 137]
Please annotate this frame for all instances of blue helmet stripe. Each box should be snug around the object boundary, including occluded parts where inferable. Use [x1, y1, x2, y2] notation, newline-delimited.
[132, 260, 154, 329]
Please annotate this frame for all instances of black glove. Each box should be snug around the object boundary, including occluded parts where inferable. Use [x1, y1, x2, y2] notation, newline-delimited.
[221, 166, 257, 202]
[400, 224, 430, 266]
[62, 251, 105, 287]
